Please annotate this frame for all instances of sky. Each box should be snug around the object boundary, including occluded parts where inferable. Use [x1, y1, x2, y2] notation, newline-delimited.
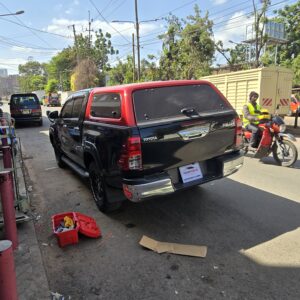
[0, 0, 296, 75]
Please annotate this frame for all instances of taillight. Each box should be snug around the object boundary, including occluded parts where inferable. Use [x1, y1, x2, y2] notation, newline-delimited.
[235, 117, 243, 147]
[118, 137, 143, 170]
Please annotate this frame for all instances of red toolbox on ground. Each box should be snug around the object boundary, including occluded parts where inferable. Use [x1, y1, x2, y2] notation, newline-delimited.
[52, 212, 101, 247]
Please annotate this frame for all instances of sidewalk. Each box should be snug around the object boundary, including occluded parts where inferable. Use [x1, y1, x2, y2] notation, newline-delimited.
[14, 220, 50, 300]
[0, 143, 50, 299]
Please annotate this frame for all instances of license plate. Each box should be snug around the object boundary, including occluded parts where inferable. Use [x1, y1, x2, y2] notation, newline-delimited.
[179, 162, 203, 183]
[22, 109, 31, 114]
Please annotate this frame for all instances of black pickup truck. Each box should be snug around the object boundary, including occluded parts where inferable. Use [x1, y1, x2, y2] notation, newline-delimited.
[48, 80, 244, 212]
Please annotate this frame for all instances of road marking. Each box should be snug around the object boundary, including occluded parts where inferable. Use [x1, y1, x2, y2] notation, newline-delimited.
[45, 167, 58, 171]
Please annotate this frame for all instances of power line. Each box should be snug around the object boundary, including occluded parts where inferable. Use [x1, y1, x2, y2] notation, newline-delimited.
[0, 2, 56, 48]
[0, 35, 59, 51]
[138, 0, 291, 46]
[105, 0, 128, 19]
[88, 0, 130, 43]
[0, 17, 72, 39]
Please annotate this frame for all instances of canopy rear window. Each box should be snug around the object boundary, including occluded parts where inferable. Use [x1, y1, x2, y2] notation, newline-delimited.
[133, 84, 231, 124]
[11, 94, 39, 106]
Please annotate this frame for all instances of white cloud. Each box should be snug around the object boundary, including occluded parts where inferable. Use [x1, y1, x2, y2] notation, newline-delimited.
[214, 12, 253, 48]
[65, 9, 72, 15]
[0, 58, 27, 74]
[213, 0, 228, 4]
[73, 0, 80, 5]
[46, 18, 162, 42]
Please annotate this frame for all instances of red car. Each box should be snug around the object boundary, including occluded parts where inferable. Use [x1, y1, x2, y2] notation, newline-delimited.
[289, 95, 300, 116]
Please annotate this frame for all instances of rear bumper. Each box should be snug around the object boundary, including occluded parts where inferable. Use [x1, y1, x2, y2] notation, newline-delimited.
[122, 151, 244, 202]
[12, 116, 42, 122]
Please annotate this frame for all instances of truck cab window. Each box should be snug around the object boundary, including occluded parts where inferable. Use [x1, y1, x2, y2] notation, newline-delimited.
[91, 93, 121, 119]
[61, 100, 73, 118]
[72, 97, 84, 119]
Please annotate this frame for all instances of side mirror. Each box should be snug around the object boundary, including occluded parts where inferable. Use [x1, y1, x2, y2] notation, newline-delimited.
[47, 110, 59, 123]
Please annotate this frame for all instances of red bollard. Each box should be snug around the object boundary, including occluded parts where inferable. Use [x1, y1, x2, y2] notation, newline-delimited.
[0, 171, 18, 249]
[0, 240, 18, 300]
[2, 146, 12, 168]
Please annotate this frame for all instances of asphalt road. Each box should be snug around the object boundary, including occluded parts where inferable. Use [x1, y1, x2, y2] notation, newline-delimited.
[7, 105, 300, 299]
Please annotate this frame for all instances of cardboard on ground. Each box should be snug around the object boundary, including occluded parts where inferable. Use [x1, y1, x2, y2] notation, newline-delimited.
[139, 235, 207, 258]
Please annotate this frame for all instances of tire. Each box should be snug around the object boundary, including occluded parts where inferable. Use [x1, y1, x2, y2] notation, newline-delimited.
[54, 147, 66, 168]
[89, 164, 109, 212]
[88, 163, 122, 213]
[272, 140, 298, 167]
[38, 119, 43, 126]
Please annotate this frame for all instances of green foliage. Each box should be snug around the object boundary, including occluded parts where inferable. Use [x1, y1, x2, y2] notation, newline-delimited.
[291, 54, 300, 85]
[45, 79, 58, 94]
[159, 5, 214, 80]
[46, 47, 76, 91]
[274, 2, 300, 67]
[108, 56, 134, 85]
[18, 61, 47, 92]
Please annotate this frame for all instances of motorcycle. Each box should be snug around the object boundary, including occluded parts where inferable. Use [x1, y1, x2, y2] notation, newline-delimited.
[243, 112, 298, 167]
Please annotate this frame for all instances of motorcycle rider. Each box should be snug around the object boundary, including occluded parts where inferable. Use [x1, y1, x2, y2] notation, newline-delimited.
[242, 91, 262, 148]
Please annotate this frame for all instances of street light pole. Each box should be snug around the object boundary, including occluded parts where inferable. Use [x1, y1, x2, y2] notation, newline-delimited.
[134, 0, 140, 81]
[0, 10, 24, 17]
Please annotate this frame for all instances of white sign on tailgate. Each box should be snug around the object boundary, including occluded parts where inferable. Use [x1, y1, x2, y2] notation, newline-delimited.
[179, 162, 203, 183]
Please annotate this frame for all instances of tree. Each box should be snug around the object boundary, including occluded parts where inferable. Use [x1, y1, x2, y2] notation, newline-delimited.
[274, 2, 300, 66]
[252, 0, 271, 67]
[75, 29, 118, 86]
[159, 6, 215, 80]
[159, 14, 183, 80]
[73, 59, 99, 90]
[108, 56, 134, 85]
[18, 61, 47, 92]
[46, 47, 76, 91]
[45, 79, 58, 94]
[215, 41, 249, 70]
[140, 55, 160, 82]
[180, 5, 214, 78]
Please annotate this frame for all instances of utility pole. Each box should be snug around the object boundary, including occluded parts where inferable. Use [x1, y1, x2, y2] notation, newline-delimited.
[132, 33, 135, 82]
[134, 0, 140, 81]
[71, 24, 79, 64]
[86, 10, 93, 49]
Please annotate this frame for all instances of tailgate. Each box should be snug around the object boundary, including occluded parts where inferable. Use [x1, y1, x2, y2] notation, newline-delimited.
[138, 112, 236, 172]
[132, 83, 238, 174]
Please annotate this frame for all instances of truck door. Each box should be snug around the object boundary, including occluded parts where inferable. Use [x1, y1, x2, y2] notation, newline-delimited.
[65, 95, 86, 166]
[276, 71, 293, 115]
[57, 99, 74, 156]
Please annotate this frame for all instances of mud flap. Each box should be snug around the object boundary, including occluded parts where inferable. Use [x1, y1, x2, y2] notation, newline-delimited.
[254, 129, 272, 158]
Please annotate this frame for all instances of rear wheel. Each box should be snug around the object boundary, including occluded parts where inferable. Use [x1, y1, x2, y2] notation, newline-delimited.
[89, 163, 122, 213]
[54, 146, 66, 168]
[272, 140, 298, 167]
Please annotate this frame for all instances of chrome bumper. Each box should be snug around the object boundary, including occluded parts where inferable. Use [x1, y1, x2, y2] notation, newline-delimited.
[123, 152, 244, 202]
[123, 178, 175, 202]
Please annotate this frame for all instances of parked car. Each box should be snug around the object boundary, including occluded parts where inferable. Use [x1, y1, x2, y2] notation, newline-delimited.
[9, 93, 43, 126]
[48, 80, 244, 212]
[47, 95, 61, 107]
[289, 94, 300, 116]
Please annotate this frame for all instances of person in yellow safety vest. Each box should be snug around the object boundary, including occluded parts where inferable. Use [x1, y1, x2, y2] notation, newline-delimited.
[242, 91, 262, 148]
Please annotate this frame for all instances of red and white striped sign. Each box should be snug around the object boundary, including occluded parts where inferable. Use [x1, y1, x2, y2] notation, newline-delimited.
[280, 99, 289, 106]
[262, 98, 272, 106]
